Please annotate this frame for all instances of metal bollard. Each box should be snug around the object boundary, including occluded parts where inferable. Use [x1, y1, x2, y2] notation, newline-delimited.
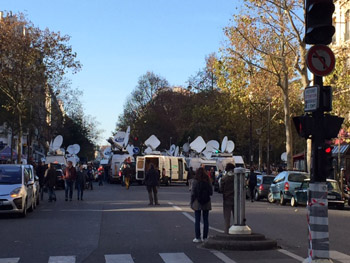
[229, 167, 252, 235]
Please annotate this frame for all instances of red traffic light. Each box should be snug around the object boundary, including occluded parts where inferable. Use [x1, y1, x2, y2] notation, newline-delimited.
[325, 147, 332, 154]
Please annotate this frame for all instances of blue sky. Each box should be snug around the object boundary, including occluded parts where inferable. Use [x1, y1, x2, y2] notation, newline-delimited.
[1, 0, 240, 144]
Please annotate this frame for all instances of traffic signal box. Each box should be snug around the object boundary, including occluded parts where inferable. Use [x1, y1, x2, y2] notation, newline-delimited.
[318, 141, 334, 181]
[305, 0, 335, 45]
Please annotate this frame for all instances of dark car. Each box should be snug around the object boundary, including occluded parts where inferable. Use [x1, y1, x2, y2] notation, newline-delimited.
[119, 162, 136, 186]
[254, 175, 275, 201]
[291, 179, 345, 209]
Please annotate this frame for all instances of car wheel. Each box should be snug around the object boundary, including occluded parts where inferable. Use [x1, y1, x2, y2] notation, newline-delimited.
[268, 192, 275, 203]
[20, 201, 27, 218]
[291, 196, 298, 207]
[280, 192, 286, 205]
[254, 191, 260, 201]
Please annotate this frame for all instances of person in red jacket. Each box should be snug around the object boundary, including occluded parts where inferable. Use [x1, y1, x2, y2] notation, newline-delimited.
[64, 161, 77, 201]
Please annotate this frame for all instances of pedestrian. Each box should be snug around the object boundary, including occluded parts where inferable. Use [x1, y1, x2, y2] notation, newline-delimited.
[190, 167, 213, 243]
[187, 167, 195, 191]
[64, 161, 77, 201]
[220, 163, 236, 234]
[145, 164, 160, 205]
[44, 163, 57, 202]
[76, 164, 87, 200]
[36, 160, 46, 201]
[87, 165, 94, 190]
[122, 163, 132, 190]
[98, 165, 104, 186]
[210, 167, 215, 185]
[248, 167, 257, 202]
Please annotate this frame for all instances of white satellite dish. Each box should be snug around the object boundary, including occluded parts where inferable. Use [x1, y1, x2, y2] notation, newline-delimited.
[67, 145, 75, 154]
[174, 146, 179, 157]
[145, 135, 161, 150]
[182, 143, 190, 153]
[203, 150, 213, 159]
[144, 147, 153, 154]
[103, 147, 112, 157]
[72, 144, 80, 154]
[190, 136, 206, 153]
[221, 136, 228, 153]
[206, 140, 220, 151]
[226, 140, 235, 153]
[123, 126, 130, 147]
[281, 152, 287, 162]
[126, 144, 134, 155]
[114, 131, 126, 143]
[52, 135, 63, 151]
[169, 144, 176, 155]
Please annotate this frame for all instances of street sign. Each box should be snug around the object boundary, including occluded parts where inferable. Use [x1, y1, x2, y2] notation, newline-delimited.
[307, 45, 335, 76]
[304, 86, 319, 112]
[133, 147, 139, 154]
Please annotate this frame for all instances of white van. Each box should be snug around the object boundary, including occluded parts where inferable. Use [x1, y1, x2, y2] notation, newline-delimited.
[136, 155, 187, 185]
[109, 154, 134, 183]
[186, 157, 218, 172]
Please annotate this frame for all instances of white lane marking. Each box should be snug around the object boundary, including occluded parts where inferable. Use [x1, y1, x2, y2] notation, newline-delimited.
[0, 258, 20, 263]
[48, 256, 76, 263]
[330, 250, 350, 263]
[278, 249, 304, 262]
[159, 253, 193, 263]
[105, 254, 134, 263]
[210, 250, 238, 263]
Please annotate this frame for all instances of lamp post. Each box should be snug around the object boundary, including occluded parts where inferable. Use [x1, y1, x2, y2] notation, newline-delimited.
[267, 96, 272, 175]
[249, 93, 253, 168]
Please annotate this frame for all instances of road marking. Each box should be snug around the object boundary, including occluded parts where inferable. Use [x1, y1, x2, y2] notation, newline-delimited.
[330, 250, 350, 263]
[210, 250, 238, 263]
[278, 249, 305, 262]
[105, 254, 134, 263]
[159, 252, 193, 263]
[48, 256, 76, 263]
[0, 258, 20, 263]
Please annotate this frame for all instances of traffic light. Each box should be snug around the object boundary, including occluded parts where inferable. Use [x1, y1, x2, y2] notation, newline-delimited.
[319, 141, 334, 181]
[305, 0, 335, 45]
[320, 86, 332, 112]
[323, 115, 344, 139]
[293, 115, 314, 139]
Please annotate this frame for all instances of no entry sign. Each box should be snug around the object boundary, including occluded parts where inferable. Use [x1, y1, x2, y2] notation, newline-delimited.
[307, 45, 335, 76]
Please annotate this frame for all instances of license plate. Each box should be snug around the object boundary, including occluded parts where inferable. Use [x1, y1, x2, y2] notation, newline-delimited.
[327, 195, 336, 200]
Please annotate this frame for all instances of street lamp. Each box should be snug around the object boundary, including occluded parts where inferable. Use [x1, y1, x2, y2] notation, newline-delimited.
[266, 96, 272, 175]
[249, 92, 253, 168]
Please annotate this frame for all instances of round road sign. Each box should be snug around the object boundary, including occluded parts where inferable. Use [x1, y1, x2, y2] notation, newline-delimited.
[307, 45, 335, 76]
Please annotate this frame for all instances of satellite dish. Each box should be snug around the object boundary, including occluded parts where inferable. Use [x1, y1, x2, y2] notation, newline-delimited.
[206, 140, 220, 152]
[281, 152, 287, 162]
[126, 144, 134, 155]
[67, 145, 75, 154]
[114, 131, 126, 143]
[52, 135, 63, 151]
[226, 140, 235, 153]
[72, 144, 80, 154]
[221, 136, 228, 153]
[174, 146, 179, 157]
[123, 126, 130, 147]
[145, 135, 161, 150]
[190, 136, 206, 153]
[144, 146, 153, 154]
[169, 144, 176, 155]
[103, 147, 111, 157]
[182, 143, 190, 153]
[203, 150, 213, 159]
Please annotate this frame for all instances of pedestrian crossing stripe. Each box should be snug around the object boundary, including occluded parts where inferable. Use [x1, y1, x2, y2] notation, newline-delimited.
[0, 258, 20, 263]
[48, 256, 76, 263]
[159, 253, 192, 263]
[105, 254, 134, 263]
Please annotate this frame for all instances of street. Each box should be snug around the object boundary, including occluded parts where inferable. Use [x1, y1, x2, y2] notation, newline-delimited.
[0, 182, 350, 263]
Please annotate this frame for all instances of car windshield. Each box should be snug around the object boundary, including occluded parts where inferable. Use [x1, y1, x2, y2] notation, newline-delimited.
[328, 181, 340, 191]
[0, 166, 22, 184]
[288, 173, 308, 182]
[263, 177, 274, 184]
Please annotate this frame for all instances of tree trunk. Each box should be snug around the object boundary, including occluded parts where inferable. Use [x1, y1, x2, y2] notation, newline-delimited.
[282, 78, 293, 170]
[17, 113, 22, 164]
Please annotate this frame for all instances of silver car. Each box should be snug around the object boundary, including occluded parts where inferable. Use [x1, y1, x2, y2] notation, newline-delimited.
[0, 164, 36, 217]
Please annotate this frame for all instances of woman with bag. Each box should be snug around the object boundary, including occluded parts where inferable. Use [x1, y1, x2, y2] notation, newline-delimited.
[190, 167, 213, 243]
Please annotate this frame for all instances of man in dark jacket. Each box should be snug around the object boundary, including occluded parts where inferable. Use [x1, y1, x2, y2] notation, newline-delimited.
[145, 164, 160, 205]
[248, 167, 257, 202]
[76, 164, 87, 201]
[64, 161, 77, 201]
[36, 161, 46, 200]
[122, 163, 132, 190]
[220, 163, 235, 234]
[44, 163, 57, 202]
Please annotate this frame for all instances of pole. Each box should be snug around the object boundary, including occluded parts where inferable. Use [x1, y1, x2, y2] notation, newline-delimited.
[249, 102, 253, 168]
[267, 100, 271, 175]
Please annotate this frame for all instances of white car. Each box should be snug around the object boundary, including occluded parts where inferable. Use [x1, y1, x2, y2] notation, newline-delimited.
[0, 164, 36, 217]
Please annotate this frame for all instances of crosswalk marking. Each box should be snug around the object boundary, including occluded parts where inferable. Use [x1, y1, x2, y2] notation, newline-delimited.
[48, 256, 76, 263]
[0, 258, 19, 263]
[210, 251, 238, 263]
[105, 254, 134, 263]
[330, 250, 350, 263]
[159, 253, 193, 263]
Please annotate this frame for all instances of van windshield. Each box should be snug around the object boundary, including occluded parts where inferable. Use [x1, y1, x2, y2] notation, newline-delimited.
[0, 166, 22, 184]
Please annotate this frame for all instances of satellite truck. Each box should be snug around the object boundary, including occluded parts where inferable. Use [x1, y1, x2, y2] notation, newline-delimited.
[107, 127, 135, 184]
[135, 135, 188, 186]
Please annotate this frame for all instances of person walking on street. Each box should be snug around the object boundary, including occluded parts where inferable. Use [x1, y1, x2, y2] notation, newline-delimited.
[87, 165, 94, 190]
[64, 161, 77, 201]
[187, 167, 195, 191]
[122, 163, 132, 190]
[36, 161, 46, 201]
[98, 165, 104, 186]
[248, 167, 257, 202]
[145, 164, 160, 205]
[44, 163, 57, 202]
[220, 163, 236, 234]
[76, 164, 87, 200]
[190, 167, 213, 243]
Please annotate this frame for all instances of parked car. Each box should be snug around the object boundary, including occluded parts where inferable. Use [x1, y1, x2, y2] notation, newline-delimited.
[254, 175, 275, 201]
[0, 164, 36, 217]
[268, 171, 309, 205]
[291, 179, 345, 209]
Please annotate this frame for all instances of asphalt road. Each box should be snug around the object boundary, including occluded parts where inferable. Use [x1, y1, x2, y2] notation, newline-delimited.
[0, 182, 349, 263]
